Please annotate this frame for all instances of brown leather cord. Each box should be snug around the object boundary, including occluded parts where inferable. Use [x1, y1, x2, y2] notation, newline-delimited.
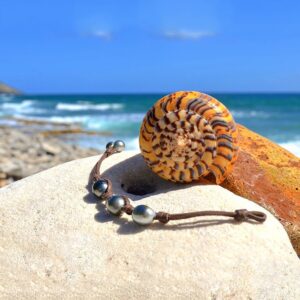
[90, 148, 267, 225]
[154, 209, 266, 224]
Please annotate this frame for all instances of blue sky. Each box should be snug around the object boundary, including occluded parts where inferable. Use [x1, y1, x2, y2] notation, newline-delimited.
[1, 0, 300, 93]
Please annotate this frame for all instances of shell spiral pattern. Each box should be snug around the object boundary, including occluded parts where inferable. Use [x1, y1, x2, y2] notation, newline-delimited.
[139, 91, 239, 184]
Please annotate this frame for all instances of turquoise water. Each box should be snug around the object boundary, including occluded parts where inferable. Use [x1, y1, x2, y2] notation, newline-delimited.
[0, 93, 300, 156]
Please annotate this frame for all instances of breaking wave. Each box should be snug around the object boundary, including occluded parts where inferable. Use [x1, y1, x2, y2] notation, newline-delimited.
[56, 102, 124, 111]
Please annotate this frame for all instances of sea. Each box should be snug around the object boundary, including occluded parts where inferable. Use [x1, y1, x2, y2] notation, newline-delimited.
[0, 93, 300, 157]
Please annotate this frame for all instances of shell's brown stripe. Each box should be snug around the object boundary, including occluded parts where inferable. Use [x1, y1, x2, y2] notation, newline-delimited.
[163, 115, 171, 125]
[143, 124, 151, 135]
[184, 156, 190, 163]
[151, 106, 159, 121]
[199, 139, 206, 147]
[164, 127, 174, 133]
[211, 119, 229, 129]
[197, 105, 214, 115]
[189, 167, 195, 179]
[176, 95, 186, 109]
[179, 171, 185, 181]
[217, 141, 234, 151]
[217, 152, 233, 161]
[162, 93, 179, 112]
[201, 159, 209, 169]
[204, 146, 216, 154]
[173, 110, 181, 120]
[204, 134, 217, 141]
[203, 128, 214, 134]
[217, 134, 233, 142]
[195, 164, 204, 177]
[146, 112, 155, 127]
[152, 143, 160, 150]
[141, 148, 151, 154]
[211, 163, 225, 175]
[165, 152, 172, 158]
[141, 131, 150, 142]
[179, 120, 185, 128]
[187, 98, 206, 111]
[187, 98, 200, 110]
[186, 112, 194, 122]
[193, 101, 207, 112]
[156, 152, 163, 158]
[155, 122, 163, 132]
[148, 160, 160, 167]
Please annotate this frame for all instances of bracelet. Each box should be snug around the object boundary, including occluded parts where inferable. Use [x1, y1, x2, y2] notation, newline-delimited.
[90, 140, 267, 226]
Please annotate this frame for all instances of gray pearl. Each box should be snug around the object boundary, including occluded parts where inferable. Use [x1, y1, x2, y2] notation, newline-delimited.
[132, 205, 156, 225]
[106, 141, 114, 150]
[106, 195, 126, 215]
[113, 140, 125, 152]
[92, 180, 108, 199]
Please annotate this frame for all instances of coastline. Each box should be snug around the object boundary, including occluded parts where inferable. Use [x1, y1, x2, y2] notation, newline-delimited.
[1, 111, 299, 187]
[1, 93, 300, 156]
[0, 119, 106, 187]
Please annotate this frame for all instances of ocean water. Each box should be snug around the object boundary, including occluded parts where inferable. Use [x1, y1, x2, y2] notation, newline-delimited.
[0, 93, 300, 156]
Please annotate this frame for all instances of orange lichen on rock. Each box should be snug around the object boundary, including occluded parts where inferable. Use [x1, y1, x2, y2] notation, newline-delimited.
[220, 124, 300, 254]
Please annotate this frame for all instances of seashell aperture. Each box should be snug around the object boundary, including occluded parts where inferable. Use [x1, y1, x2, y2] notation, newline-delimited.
[139, 91, 239, 184]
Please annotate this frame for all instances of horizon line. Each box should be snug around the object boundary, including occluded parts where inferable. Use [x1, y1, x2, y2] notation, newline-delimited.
[13, 90, 300, 96]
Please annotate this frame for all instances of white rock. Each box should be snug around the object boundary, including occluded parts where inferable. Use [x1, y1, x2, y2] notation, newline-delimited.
[0, 151, 299, 299]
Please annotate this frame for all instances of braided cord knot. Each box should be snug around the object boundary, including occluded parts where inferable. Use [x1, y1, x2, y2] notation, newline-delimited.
[155, 211, 170, 224]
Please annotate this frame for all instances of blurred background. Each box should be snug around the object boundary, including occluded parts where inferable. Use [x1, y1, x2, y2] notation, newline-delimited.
[0, 0, 300, 185]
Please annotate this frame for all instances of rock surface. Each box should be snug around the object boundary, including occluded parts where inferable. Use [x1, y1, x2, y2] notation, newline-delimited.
[219, 124, 300, 254]
[0, 151, 299, 299]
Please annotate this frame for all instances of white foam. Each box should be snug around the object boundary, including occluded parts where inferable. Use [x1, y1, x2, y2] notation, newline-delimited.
[279, 141, 300, 157]
[56, 103, 124, 111]
[2, 100, 34, 109]
[126, 137, 139, 150]
[0, 100, 46, 114]
[231, 110, 270, 119]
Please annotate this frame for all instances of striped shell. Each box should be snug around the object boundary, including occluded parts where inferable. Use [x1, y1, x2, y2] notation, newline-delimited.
[139, 91, 238, 184]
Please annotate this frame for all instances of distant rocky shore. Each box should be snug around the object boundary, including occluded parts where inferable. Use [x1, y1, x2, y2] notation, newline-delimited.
[0, 82, 21, 95]
[0, 120, 106, 187]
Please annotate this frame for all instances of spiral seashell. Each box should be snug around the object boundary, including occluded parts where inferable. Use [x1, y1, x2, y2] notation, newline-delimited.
[139, 91, 239, 184]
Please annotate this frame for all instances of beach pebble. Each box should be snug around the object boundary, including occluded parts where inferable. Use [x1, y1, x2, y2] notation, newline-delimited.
[40, 141, 62, 155]
[0, 151, 299, 299]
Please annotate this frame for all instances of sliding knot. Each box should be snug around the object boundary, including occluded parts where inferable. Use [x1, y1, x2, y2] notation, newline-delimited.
[234, 209, 267, 223]
[155, 211, 170, 224]
[234, 209, 248, 222]
[123, 197, 134, 215]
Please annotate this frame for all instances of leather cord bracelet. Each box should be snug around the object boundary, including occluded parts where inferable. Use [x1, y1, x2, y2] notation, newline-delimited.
[90, 140, 267, 226]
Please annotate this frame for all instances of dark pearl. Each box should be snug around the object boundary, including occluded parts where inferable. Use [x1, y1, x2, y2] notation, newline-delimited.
[92, 180, 108, 199]
[106, 141, 114, 150]
[113, 140, 125, 152]
[132, 205, 156, 225]
[106, 195, 125, 215]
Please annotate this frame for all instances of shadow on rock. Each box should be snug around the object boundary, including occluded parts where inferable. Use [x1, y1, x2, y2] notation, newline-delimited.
[83, 152, 224, 234]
